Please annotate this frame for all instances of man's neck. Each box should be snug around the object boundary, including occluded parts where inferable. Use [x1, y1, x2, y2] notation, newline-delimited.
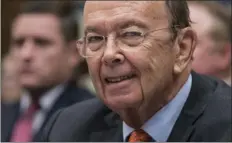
[26, 85, 57, 101]
[21, 83, 66, 112]
[120, 70, 191, 129]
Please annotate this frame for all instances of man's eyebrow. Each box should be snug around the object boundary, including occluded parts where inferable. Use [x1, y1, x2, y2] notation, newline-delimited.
[84, 26, 101, 35]
[84, 19, 148, 34]
[117, 19, 148, 29]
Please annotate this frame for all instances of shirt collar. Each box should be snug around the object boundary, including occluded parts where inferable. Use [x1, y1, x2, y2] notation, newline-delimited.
[20, 84, 66, 112]
[123, 74, 192, 142]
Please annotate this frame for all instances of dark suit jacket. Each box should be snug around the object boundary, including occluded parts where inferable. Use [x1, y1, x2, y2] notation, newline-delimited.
[42, 72, 231, 142]
[1, 82, 94, 142]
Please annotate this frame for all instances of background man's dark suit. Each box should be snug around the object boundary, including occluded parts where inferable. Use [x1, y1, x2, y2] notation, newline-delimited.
[41, 72, 231, 142]
[1, 82, 94, 142]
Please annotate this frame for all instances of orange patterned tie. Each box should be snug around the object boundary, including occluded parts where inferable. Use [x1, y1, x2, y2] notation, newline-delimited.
[128, 129, 154, 142]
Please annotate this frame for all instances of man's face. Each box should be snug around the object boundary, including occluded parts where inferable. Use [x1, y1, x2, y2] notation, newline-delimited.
[189, 4, 223, 76]
[10, 14, 76, 89]
[83, 1, 177, 112]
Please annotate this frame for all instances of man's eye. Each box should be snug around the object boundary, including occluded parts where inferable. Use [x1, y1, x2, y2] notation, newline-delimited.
[121, 31, 142, 38]
[12, 38, 24, 47]
[86, 36, 104, 43]
[35, 38, 51, 46]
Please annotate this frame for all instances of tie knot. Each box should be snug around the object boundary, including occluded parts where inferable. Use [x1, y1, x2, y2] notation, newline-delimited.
[128, 129, 154, 142]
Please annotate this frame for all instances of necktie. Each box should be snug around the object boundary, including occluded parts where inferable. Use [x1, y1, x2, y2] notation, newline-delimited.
[10, 102, 39, 142]
[128, 129, 154, 142]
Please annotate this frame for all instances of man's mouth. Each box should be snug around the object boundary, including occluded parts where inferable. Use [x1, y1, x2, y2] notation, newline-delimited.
[105, 73, 136, 84]
[21, 68, 33, 74]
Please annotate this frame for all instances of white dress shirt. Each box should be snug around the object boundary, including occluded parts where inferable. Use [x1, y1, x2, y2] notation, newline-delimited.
[123, 74, 192, 142]
[20, 84, 66, 134]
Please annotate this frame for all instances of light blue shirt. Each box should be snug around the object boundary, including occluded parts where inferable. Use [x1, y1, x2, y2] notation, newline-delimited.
[123, 74, 192, 142]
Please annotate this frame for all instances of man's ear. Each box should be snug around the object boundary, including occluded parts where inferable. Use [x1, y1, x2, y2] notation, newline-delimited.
[174, 27, 197, 74]
[67, 40, 83, 67]
[173, 27, 197, 74]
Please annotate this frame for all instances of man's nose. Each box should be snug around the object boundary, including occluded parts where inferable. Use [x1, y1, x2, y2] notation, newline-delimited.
[101, 37, 125, 66]
[20, 41, 34, 61]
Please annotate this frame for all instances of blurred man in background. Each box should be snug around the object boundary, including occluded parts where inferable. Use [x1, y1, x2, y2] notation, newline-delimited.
[1, 1, 94, 142]
[188, 1, 231, 86]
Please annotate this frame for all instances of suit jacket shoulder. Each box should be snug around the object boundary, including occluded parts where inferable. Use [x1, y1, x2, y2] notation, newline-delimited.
[191, 75, 231, 141]
[34, 83, 94, 141]
[42, 97, 122, 142]
[168, 72, 231, 141]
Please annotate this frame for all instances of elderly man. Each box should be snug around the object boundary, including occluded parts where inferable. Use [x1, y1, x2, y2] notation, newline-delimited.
[42, 1, 231, 142]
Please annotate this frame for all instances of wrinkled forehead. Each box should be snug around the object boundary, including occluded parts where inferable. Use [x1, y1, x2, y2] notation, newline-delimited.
[83, 1, 168, 26]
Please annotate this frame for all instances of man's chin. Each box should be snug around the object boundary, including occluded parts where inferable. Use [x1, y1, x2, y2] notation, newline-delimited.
[21, 80, 42, 90]
[103, 94, 142, 112]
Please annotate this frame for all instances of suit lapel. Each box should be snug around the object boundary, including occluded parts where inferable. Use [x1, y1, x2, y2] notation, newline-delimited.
[1, 102, 20, 141]
[168, 72, 215, 141]
[33, 82, 83, 141]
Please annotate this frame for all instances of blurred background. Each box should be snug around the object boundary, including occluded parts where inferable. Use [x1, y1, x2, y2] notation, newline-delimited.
[0, 0, 231, 142]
